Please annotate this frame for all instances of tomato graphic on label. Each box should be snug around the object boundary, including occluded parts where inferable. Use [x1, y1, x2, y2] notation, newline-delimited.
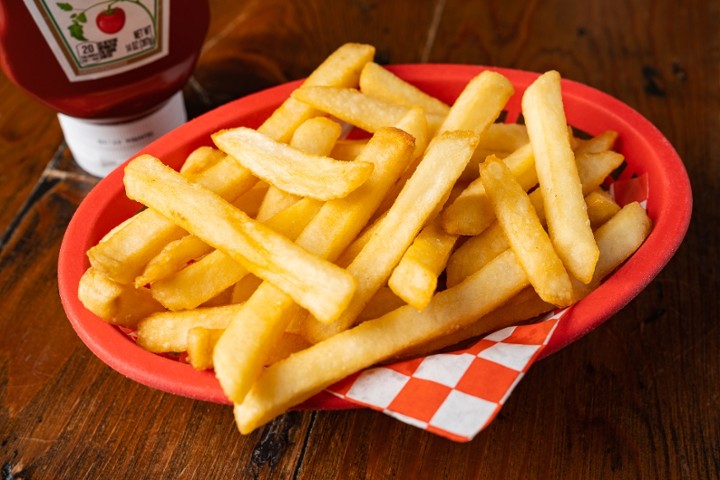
[96, 7, 126, 34]
[56, 2, 156, 41]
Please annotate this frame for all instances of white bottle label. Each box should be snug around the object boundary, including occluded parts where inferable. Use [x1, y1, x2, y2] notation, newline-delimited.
[23, 0, 170, 82]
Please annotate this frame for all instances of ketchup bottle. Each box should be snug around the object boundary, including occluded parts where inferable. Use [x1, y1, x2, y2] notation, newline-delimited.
[0, 1, 210, 176]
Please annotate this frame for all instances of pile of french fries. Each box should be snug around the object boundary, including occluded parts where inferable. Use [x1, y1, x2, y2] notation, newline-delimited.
[77, 43, 652, 434]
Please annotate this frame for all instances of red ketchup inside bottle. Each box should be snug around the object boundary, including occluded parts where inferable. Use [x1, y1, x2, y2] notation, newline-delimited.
[0, 1, 210, 176]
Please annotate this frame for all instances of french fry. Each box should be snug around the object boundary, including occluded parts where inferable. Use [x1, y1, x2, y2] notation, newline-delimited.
[481, 156, 573, 306]
[149, 197, 323, 311]
[187, 327, 224, 370]
[330, 139, 369, 160]
[573, 130, 618, 154]
[256, 116, 343, 221]
[387, 218, 458, 310]
[394, 287, 554, 360]
[441, 142, 536, 235]
[212, 127, 373, 201]
[522, 70, 599, 283]
[306, 130, 479, 343]
[136, 303, 243, 353]
[234, 200, 651, 434]
[179, 146, 227, 176]
[234, 248, 530, 434]
[585, 189, 622, 228]
[135, 235, 213, 287]
[292, 86, 422, 133]
[257, 43, 376, 143]
[359, 61, 451, 117]
[123, 155, 356, 323]
[87, 155, 258, 285]
[436, 70, 514, 135]
[78, 267, 164, 328]
[213, 127, 416, 403]
[446, 187, 627, 288]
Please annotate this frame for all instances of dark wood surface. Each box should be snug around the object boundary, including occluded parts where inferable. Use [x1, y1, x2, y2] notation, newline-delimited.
[1, 0, 718, 478]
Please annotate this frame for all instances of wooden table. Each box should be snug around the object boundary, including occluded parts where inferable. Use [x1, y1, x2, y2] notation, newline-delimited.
[1, 0, 717, 478]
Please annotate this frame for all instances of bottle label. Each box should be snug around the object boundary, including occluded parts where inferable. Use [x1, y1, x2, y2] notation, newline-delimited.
[23, 0, 170, 82]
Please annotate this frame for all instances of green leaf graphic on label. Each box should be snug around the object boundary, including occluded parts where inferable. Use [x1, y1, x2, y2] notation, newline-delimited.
[56, 3, 73, 11]
[68, 22, 86, 41]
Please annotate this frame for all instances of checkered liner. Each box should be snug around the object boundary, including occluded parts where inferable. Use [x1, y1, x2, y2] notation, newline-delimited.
[326, 173, 648, 443]
[327, 310, 562, 442]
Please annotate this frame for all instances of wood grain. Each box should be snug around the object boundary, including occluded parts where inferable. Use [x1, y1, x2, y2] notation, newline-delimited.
[0, 0, 718, 478]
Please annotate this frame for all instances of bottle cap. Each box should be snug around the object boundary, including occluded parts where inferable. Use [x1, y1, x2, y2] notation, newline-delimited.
[58, 91, 187, 177]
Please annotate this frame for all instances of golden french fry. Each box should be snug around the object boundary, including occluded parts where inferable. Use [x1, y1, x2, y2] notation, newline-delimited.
[446, 187, 627, 288]
[256, 116, 343, 221]
[330, 139, 369, 160]
[136, 303, 242, 353]
[306, 130, 478, 342]
[481, 156, 573, 306]
[187, 327, 224, 370]
[522, 70, 599, 283]
[387, 218, 458, 310]
[135, 235, 212, 287]
[78, 267, 164, 328]
[87, 155, 258, 285]
[437, 70, 514, 135]
[257, 43, 376, 143]
[179, 146, 227, 176]
[572, 201, 652, 298]
[292, 86, 417, 133]
[477, 123, 529, 151]
[234, 200, 651, 434]
[213, 128, 416, 403]
[234, 248, 530, 434]
[585, 189, 622, 228]
[150, 197, 323, 311]
[212, 127, 373, 201]
[441, 142, 536, 235]
[124, 155, 356, 323]
[573, 130, 618, 154]
[359, 61, 451, 117]
[394, 287, 553, 360]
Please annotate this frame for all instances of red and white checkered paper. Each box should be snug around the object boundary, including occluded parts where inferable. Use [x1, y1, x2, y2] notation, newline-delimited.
[326, 311, 562, 442]
[324, 173, 648, 443]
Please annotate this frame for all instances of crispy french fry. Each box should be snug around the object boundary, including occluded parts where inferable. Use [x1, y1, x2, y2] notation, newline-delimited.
[436, 70, 514, 135]
[394, 287, 554, 360]
[234, 248, 529, 434]
[136, 303, 243, 353]
[477, 123, 529, 151]
[359, 62, 451, 117]
[150, 197, 323, 311]
[387, 218, 458, 310]
[441, 142, 536, 235]
[256, 116, 343, 221]
[585, 189, 622, 228]
[292, 86, 419, 133]
[522, 70, 599, 283]
[135, 235, 213, 287]
[572, 201, 652, 298]
[87, 155, 258, 285]
[330, 139, 369, 160]
[573, 130, 618, 154]
[78, 267, 164, 328]
[212, 127, 373, 201]
[481, 157, 573, 306]
[187, 327, 224, 371]
[306, 130, 478, 343]
[257, 43, 376, 143]
[180, 146, 227, 175]
[124, 155, 355, 322]
[213, 127, 416, 403]
[446, 187, 628, 288]
[234, 200, 651, 433]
